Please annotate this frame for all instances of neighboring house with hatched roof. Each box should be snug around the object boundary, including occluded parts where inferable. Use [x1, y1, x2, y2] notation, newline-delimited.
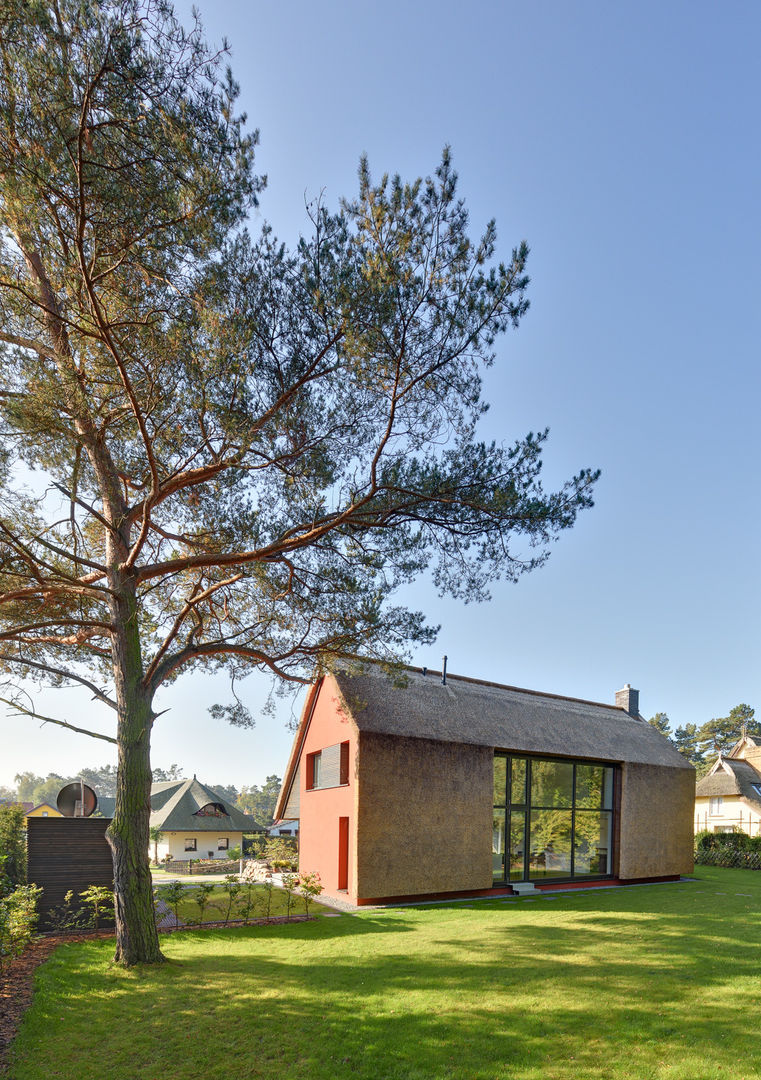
[147, 776, 261, 861]
[695, 736, 761, 836]
[275, 664, 695, 906]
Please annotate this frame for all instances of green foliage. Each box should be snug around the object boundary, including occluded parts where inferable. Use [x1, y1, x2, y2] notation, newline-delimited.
[157, 881, 187, 929]
[672, 723, 705, 768]
[12, 773, 39, 803]
[647, 712, 671, 737]
[45, 889, 90, 933]
[262, 837, 298, 871]
[193, 883, 216, 927]
[0, 882, 41, 972]
[695, 830, 761, 854]
[696, 704, 758, 757]
[261, 872, 275, 922]
[79, 885, 115, 930]
[149, 826, 165, 865]
[13, 771, 69, 808]
[207, 784, 239, 805]
[10, 763, 176, 805]
[238, 880, 258, 925]
[0, 0, 597, 964]
[236, 776, 282, 826]
[298, 871, 324, 918]
[0, 802, 26, 890]
[221, 875, 242, 926]
[280, 872, 298, 919]
[151, 765, 184, 784]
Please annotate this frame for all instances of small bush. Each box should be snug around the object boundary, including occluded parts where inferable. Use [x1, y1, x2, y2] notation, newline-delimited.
[298, 870, 324, 917]
[221, 875, 242, 925]
[0, 884, 42, 971]
[46, 890, 91, 933]
[193, 882, 216, 926]
[281, 872, 298, 918]
[157, 881, 187, 928]
[79, 885, 115, 929]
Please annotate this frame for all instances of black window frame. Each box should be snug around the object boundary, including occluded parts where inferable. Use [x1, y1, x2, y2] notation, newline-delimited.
[493, 753, 617, 885]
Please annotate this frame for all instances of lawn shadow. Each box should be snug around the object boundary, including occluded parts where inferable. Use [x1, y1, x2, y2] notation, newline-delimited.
[11, 868, 761, 1080]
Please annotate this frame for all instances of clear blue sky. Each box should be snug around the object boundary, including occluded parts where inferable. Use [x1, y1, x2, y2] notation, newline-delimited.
[3, 0, 759, 791]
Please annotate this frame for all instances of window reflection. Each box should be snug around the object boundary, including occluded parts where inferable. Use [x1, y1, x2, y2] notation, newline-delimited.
[492, 754, 615, 883]
[510, 758, 527, 806]
[530, 760, 573, 808]
[574, 812, 612, 874]
[509, 811, 525, 881]
[492, 814, 505, 881]
[529, 810, 573, 878]
[493, 756, 507, 808]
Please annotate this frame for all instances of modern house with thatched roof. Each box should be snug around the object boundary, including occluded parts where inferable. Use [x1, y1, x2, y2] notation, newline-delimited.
[276, 665, 695, 904]
[147, 777, 260, 862]
[695, 736, 761, 836]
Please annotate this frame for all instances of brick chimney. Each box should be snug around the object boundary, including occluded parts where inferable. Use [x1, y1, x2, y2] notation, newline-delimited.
[616, 684, 640, 717]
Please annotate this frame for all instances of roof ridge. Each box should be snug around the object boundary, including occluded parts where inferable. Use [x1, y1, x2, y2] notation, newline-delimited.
[404, 664, 628, 714]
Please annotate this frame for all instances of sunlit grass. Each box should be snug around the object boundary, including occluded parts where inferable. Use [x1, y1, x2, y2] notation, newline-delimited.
[10, 866, 761, 1080]
[155, 880, 330, 924]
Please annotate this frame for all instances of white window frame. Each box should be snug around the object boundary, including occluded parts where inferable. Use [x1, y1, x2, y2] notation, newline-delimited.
[709, 796, 723, 816]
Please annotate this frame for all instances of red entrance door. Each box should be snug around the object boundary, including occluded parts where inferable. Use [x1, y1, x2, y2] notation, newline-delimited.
[338, 817, 349, 891]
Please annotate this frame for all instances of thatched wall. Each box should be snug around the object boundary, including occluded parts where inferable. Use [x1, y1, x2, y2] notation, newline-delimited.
[355, 731, 492, 900]
[618, 763, 695, 879]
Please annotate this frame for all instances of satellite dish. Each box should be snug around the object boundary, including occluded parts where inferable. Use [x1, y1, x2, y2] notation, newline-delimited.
[57, 781, 98, 818]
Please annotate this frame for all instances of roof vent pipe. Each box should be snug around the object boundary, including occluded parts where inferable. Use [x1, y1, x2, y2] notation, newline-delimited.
[442, 655, 447, 686]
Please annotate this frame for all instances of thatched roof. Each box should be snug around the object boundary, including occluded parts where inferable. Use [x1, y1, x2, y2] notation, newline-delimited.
[276, 665, 692, 818]
[89, 781, 262, 829]
[696, 758, 761, 810]
[148, 777, 260, 833]
[330, 667, 692, 769]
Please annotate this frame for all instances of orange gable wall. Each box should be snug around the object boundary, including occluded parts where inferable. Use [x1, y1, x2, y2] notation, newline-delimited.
[297, 676, 358, 900]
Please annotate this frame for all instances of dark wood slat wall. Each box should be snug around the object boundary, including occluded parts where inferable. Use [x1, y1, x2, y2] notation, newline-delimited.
[27, 817, 114, 926]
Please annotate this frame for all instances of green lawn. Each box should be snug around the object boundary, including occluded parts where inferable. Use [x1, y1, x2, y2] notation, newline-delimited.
[9, 866, 761, 1080]
[154, 880, 331, 924]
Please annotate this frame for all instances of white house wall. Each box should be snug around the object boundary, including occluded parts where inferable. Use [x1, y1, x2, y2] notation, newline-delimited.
[694, 797, 761, 836]
[155, 831, 243, 862]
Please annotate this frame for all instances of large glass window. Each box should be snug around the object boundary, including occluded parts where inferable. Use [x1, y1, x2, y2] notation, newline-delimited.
[492, 754, 616, 884]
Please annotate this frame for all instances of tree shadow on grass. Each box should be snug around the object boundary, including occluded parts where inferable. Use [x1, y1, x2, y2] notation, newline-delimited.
[11, 871, 761, 1079]
[18, 939, 761, 1080]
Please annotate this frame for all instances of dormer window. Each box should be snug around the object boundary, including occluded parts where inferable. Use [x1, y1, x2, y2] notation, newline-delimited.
[194, 803, 227, 817]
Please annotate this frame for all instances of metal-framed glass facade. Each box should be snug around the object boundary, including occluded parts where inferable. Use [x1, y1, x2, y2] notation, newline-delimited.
[493, 754, 616, 883]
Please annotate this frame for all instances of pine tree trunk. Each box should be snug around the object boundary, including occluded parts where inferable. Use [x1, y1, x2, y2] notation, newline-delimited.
[106, 582, 165, 966]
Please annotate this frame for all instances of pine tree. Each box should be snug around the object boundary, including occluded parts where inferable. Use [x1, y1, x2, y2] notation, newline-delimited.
[0, 0, 598, 963]
[672, 723, 704, 769]
[647, 712, 671, 738]
[696, 704, 758, 758]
